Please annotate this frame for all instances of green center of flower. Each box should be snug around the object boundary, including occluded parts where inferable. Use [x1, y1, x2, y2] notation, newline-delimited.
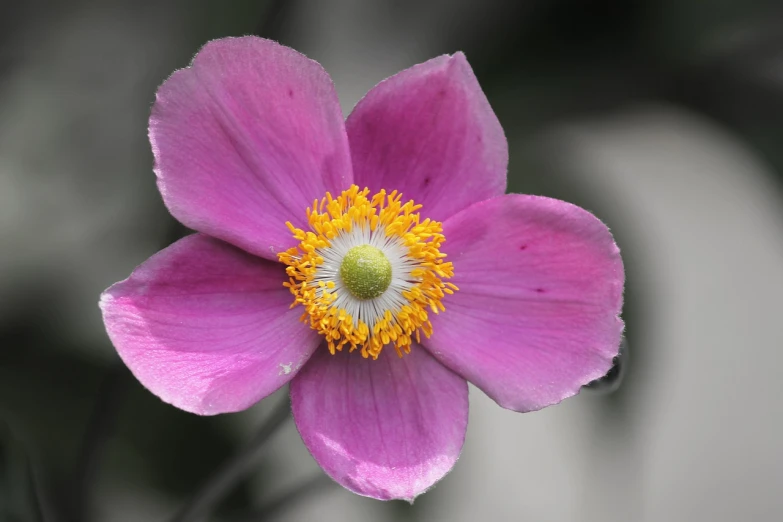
[339, 244, 393, 300]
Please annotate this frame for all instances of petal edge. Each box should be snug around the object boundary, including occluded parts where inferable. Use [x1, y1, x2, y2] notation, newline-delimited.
[151, 37, 353, 260]
[426, 194, 624, 412]
[346, 52, 507, 222]
[100, 234, 320, 415]
[290, 345, 468, 501]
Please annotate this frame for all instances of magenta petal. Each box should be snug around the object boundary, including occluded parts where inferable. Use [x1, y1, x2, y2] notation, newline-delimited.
[290, 345, 468, 501]
[346, 53, 507, 222]
[426, 195, 624, 412]
[150, 37, 353, 260]
[99, 234, 320, 415]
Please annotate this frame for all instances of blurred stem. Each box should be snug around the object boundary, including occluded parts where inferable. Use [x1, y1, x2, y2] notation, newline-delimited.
[231, 474, 334, 522]
[69, 363, 128, 522]
[170, 397, 291, 522]
[254, 0, 292, 38]
[168, 2, 296, 522]
[0, 418, 58, 522]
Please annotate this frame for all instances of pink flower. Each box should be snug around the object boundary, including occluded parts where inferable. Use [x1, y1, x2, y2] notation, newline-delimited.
[100, 37, 624, 501]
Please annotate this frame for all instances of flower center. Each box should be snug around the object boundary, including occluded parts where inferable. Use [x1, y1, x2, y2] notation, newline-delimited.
[339, 244, 392, 300]
[278, 185, 457, 359]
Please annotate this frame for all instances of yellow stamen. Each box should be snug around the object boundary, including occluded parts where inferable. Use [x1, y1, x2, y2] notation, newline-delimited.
[278, 185, 457, 359]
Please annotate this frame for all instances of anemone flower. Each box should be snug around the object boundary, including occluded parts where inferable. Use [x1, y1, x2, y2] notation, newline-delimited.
[100, 36, 624, 501]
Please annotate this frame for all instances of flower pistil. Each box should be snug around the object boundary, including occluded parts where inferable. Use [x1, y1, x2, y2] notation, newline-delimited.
[279, 185, 457, 359]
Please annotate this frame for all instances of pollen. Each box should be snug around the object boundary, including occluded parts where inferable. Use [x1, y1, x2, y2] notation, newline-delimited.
[278, 185, 457, 359]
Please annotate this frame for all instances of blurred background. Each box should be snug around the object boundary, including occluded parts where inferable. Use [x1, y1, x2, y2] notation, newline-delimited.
[2, 0, 783, 520]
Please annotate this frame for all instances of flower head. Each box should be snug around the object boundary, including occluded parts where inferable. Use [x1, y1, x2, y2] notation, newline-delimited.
[100, 37, 624, 501]
[279, 185, 456, 359]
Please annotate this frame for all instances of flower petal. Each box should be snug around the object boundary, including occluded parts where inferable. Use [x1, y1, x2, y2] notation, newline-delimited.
[150, 37, 353, 260]
[426, 195, 624, 412]
[346, 53, 507, 222]
[290, 345, 468, 501]
[99, 234, 319, 415]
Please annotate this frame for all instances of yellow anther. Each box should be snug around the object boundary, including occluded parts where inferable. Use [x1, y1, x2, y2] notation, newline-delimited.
[278, 185, 455, 359]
